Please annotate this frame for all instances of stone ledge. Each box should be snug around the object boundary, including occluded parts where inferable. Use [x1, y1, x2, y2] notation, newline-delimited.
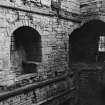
[32, 87, 76, 105]
[0, 1, 82, 23]
[0, 72, 68, 101]
[0, 0, 55, 16]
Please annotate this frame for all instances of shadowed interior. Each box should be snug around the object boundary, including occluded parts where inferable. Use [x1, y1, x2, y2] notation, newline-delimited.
[11, 26, 42, 74]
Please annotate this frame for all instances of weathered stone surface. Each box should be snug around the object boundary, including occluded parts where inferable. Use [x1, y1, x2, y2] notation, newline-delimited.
[0, 0, 80, 87]
[0, 0, 80, 105]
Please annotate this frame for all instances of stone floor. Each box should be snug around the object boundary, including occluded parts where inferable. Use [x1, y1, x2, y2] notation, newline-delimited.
[70, 62, 105, 105]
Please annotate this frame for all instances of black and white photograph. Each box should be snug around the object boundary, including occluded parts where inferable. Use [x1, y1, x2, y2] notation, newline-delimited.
[0, 0, 105, 105]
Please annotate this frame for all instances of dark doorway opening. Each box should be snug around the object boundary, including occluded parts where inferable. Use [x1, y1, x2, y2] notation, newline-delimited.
[69, 20, 105, 64]
[69, 20, 105, 105]
[11, 26, 42, 74]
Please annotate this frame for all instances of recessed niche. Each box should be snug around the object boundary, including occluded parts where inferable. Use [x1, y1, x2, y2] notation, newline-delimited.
[10, 26, 42, 75]
[69, 20, 105, 63]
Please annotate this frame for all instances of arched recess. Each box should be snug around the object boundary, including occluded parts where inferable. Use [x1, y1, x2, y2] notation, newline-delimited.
[69, 19, 105, 64]
[10, 26, 42, 74]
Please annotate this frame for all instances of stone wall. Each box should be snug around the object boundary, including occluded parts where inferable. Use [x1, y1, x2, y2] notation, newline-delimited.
[0, 0, 80, 87]
[0, 0, 80, 105]
[80, 0, 104, 14]
[0, 77, 75, 105]
[61, 0, 80, 14]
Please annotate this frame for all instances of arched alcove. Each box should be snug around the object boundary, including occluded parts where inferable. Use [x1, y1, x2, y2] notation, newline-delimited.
[10, 26, 42, 74]
[69, 19, 105, 64]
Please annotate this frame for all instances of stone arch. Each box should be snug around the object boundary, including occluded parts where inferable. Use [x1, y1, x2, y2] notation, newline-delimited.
[69, 19, 105, 64]
[6, 20, 42, 38]
[80, 16, 101, 27]
[10, 26, 42, 75]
